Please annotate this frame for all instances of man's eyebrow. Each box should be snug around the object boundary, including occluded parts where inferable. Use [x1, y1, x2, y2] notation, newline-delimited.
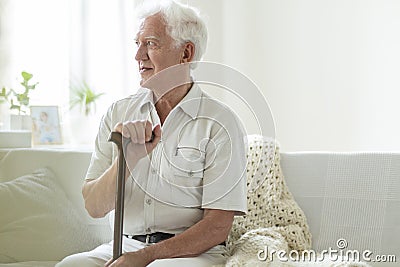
[143, 36, 160, 41]
[133, 35, 160, 42]
[134, 35, 160, 43]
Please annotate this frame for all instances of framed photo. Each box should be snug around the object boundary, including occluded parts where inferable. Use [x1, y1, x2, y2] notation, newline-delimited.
[30, 106, 62, 145]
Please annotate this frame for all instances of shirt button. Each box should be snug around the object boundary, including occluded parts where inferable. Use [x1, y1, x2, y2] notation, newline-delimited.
[146, 199, 152, 205]
[151, 169, 156, 174]
[189, 171, 194, 177]
[146, 227, 151, 233]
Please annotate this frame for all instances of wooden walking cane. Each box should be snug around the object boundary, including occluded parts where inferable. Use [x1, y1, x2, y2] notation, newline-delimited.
[108, 131, 155, 261]
[108, 131, 130, 261]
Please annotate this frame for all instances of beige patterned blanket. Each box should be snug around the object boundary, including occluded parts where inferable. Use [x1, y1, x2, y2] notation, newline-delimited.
[222, 135, 369, 267]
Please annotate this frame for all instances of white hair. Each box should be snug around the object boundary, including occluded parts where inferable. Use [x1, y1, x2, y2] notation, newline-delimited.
[135, 0, 208, 63]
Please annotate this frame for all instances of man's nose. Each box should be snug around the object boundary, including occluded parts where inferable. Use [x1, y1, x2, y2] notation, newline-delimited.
[135, 44, 148, 61]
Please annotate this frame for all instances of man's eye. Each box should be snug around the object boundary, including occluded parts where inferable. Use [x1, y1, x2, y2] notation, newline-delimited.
[134, 40, 140, 47]
[147, 41, 156, 46]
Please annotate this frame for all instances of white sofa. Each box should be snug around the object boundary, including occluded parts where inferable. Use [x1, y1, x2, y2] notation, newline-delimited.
[0, 146, 399, 267]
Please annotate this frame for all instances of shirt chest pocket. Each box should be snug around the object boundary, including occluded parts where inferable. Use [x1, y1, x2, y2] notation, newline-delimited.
[170, 147, 205, 186]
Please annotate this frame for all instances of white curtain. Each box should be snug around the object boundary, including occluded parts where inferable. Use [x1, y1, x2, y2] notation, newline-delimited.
[70, 0, 138, 101]
[66, 0, 138, 144]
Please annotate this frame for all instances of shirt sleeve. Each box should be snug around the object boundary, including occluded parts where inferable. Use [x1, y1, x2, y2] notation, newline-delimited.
[201, 108, 248, 216]
[85, 103, 117, 180]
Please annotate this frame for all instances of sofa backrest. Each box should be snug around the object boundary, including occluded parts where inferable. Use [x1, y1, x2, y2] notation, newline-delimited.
[0, 149, 93, 210]
[1, 148, 399, 263]
[0, 149, 112, 262]
[281, 152, 400, 260]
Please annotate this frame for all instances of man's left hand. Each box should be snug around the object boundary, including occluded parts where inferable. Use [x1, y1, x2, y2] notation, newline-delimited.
[104, 250, 153, 267]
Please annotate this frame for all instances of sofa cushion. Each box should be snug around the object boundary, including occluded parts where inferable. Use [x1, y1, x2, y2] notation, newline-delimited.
[0, 149, 112, 263]
[0, 149, 92, 210]
[0, 168, 100, 263]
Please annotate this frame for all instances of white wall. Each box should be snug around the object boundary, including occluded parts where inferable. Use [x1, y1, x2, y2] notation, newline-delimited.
[190, 0, 400, 152]
[2, 0, 400, 151]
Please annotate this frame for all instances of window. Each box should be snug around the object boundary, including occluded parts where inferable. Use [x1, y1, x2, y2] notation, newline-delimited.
[1, 0, 137, 145]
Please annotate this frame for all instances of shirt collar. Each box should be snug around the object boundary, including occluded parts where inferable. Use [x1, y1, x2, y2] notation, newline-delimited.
[137, 84, 202, 119]
[176, 84, 202, 119]
[137, 87, 155, 112]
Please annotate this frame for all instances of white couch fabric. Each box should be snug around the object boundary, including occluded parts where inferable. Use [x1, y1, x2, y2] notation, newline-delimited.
[281, 152, 400, 266]
[0, 148, 399, 267]
[0, 168, 82, 262]
[0, 149, 111, 267]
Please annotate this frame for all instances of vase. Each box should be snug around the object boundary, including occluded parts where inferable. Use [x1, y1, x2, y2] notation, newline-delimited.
[0, 103, 10, 130]
[10, 114, 32, 130]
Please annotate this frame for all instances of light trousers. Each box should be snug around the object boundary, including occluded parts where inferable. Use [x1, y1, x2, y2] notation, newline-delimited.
[56, 237, 227, 267]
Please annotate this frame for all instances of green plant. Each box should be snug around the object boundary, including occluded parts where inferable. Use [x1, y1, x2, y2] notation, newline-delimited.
[0, 71, 38, 115]
[0, 90, 6, 104]
[70, 81, 104, 116]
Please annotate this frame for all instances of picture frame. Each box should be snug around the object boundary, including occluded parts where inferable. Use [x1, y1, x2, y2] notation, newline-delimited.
[30, 105, 62, 145]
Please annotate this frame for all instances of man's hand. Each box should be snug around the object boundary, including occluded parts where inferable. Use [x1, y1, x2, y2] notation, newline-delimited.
[114, 120, 162, 171]
[104, 249, 154, 267]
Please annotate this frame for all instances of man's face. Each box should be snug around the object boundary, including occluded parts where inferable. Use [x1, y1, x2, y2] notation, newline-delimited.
[135, 13, 184, 86]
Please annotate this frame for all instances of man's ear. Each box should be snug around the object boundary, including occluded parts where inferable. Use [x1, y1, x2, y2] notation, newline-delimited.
[181, 42, 195, 63]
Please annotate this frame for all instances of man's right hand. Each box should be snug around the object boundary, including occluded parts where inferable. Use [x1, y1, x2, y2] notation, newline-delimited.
[82, 121, 161, 218]
[114, 120, 162, 171]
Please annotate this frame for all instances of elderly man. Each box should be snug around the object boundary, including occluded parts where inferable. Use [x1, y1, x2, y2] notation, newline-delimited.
[57, 1, 247, 267]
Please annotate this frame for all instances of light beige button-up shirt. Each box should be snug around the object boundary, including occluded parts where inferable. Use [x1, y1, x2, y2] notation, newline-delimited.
[86, 84, 247, 235]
